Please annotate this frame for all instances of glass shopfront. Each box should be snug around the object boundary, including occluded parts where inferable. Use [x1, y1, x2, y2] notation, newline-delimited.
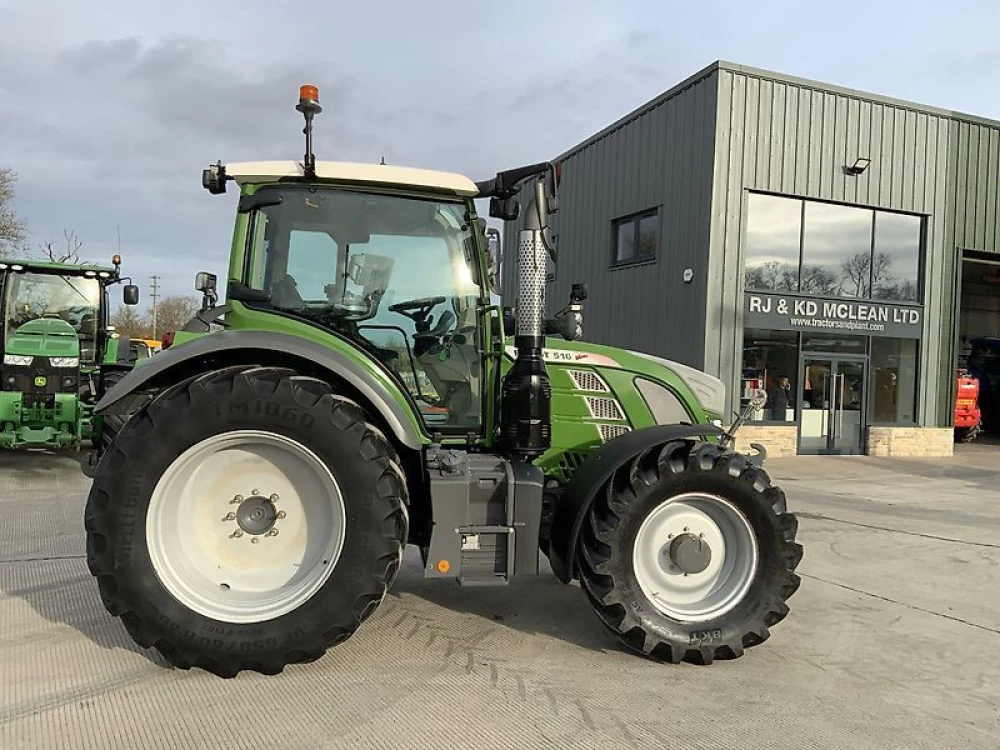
[741, 194, 924, 455]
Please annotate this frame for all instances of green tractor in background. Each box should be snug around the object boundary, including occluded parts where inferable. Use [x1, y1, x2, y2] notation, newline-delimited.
[84, 85, 801, 677]
[0, 258, 139, 449]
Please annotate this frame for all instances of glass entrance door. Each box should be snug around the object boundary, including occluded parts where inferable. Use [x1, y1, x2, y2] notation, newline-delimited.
[799, 357, 866, 455]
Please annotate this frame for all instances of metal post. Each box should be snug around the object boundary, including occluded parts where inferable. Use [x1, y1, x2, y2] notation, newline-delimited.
[150, 274, 160, 339]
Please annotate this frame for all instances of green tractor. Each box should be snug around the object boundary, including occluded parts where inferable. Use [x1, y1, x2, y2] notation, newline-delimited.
[84, 85, 801, 677]
[0, 258, 139, 449]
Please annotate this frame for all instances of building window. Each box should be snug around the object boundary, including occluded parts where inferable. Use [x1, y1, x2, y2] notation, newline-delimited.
[743, 194, 924, 303]
[612, 209, 658, 266]
[744, 194, 801, 292]
[871, 338, 918, 423]
[872, 213, 921, 302]
[802, 202, 873, 298]
[741, 328, 798, 422]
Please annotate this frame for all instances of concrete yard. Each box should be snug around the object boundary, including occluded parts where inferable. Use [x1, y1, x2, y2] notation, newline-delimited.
[1, 446, 998, 749]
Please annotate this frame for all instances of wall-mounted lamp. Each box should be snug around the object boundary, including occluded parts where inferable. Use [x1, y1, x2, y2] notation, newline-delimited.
[845, 157, 871, 176]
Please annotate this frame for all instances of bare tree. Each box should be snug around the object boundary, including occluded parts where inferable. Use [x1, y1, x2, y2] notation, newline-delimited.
[110, 305, 151, 338]
[799, 265, 839, 296]
[744, 261, 798, 292]
[154, 295, 201, 334]
[0, 168, 27, 252]
[39, 229, 84, 263]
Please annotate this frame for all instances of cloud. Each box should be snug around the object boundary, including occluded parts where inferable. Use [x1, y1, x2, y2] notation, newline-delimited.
[1, 0, 997, 311]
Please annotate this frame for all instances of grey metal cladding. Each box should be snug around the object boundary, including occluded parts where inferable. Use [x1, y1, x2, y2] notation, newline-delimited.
[950, 118, 1000, 255]
[706, 63, 960, 424]
[502, 67, 719, 370]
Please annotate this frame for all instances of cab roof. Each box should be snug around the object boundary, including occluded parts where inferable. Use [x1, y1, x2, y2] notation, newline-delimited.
[224, 160, 479, 197]
[0, 259, 116, 275]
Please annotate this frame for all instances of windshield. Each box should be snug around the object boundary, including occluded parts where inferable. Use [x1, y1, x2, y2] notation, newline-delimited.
[3, 272, 101, 363]
[247, 187, 483, 429]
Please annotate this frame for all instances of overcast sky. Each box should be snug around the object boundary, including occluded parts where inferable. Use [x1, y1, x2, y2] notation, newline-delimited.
[1, 0, 998, 310]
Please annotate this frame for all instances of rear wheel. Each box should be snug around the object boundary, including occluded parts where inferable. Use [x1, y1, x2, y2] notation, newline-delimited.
[85, 365, 408, 677]
[577, 440, 801, 664]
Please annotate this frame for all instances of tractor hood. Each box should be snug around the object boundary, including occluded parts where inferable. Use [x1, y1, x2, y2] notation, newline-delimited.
[4, 318, 80, 358]
[505, 337, 726, 417]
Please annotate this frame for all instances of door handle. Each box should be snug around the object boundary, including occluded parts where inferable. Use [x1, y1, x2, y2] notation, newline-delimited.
[838, 373, 845, 439]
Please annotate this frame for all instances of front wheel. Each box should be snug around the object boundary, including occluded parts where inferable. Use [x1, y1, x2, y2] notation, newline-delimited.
[577, 440, 801, 664]
[85, 365, 408, 677]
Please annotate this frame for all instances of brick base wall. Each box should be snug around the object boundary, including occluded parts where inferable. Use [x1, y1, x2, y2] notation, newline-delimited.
[728, 424, 798, 458]
[866, 426, 954, 457]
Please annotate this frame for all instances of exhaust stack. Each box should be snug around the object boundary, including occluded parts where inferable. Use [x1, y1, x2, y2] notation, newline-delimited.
[501, 176, 553, 458]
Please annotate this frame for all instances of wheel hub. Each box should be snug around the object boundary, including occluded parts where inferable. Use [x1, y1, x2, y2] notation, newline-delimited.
[236, 495, 278, 535]
[668, 532, 712, 574]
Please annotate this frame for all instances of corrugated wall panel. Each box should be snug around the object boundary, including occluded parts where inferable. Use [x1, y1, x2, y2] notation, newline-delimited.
[502, 70, 719, 368]
[708, 67, 953, 422]
[951, 119, 1000, 254]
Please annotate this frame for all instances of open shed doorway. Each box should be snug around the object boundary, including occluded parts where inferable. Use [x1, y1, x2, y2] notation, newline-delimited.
[958, 251, 1000, 438]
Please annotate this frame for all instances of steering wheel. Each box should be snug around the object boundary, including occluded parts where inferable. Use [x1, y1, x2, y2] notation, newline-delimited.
[388, 296, 446, 317]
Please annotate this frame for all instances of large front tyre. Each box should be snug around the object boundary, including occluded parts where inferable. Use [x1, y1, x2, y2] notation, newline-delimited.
[85, 365, 409, 677]
[577, 440, 801, 665]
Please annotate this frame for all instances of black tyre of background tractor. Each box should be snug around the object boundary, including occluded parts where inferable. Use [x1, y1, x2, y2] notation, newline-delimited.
[97, 369, 129, 447]
[85, 364, 409, 677]
[577, 440, 802, 665]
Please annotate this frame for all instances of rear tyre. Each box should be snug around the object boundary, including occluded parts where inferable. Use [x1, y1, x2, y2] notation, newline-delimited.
[577, 440, 801, 665]
[85, 365, 408, 677]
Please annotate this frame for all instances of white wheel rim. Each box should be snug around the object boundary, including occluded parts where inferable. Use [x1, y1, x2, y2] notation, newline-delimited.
[146, 430, 345, 624]
[632, 492, 758, 623]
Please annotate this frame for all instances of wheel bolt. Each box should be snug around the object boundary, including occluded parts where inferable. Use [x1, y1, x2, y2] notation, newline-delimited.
[231, 495, 243, 504]
[276, 511, 286, 520]
[667, 533, 673, 539]
[222, 512, 236, 521]
[251, 537, 260, 545]
[252, 488, 260, 496]
[266, 529, 279, 537]
[229, 530, 243, 539]
[699, 532, 705, 538]
[270, 494, 279, 502]
[683, 526, 690, 532]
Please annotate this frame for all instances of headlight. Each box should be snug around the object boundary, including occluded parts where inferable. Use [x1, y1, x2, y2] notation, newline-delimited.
[3, 354, 33, 366]
[50, 357, 80, 368]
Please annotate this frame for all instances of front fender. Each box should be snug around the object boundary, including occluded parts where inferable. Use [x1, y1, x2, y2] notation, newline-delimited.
[548, 423, 724, 583]
[95, 329, 425, 450]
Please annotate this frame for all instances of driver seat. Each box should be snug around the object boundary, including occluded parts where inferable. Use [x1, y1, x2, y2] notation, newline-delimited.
[414, 310, 455, 358]
[271, 274, 304, 309]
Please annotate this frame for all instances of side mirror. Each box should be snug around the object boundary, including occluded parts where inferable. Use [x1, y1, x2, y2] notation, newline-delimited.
[123, 284, 139, 306]
[195, 271, 217, 293]
[489, 196, 520, 221]
[485, 227, 502, 296]
[195, 271, 218, 311]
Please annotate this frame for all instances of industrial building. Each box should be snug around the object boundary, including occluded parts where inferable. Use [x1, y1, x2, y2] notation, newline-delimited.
[503, 60, 1000, 457]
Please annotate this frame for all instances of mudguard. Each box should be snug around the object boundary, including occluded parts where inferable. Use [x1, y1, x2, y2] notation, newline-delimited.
[94, 329, 424, 450]
[548, 423, 724, 583]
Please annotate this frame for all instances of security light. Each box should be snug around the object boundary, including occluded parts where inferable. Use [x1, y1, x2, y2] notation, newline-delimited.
[846, 157, 871, 175]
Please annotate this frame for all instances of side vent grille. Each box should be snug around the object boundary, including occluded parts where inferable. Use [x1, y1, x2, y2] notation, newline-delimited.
[567, 369, 610, 393]
[585, 396, 625, 421]
[598, 424, 631, 442]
